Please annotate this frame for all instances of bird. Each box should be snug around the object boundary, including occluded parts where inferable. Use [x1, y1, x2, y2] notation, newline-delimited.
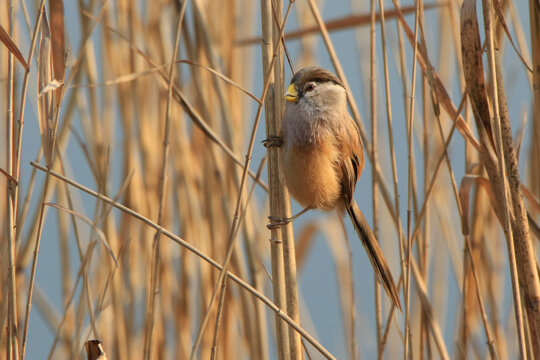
[268, 66, 401, 311]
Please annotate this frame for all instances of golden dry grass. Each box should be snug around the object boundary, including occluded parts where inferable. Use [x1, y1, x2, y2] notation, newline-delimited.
[0, 0, 539, 359]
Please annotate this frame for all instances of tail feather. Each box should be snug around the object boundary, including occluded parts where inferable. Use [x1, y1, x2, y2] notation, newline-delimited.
[347, 200, 402, 311]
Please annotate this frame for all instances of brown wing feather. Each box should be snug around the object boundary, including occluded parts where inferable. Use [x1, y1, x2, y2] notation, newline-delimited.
[338, 115, 364, 206]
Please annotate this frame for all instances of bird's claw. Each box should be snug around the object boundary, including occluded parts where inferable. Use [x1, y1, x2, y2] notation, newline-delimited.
[267, 216, 290, 229]
[262, 135, 283, 148]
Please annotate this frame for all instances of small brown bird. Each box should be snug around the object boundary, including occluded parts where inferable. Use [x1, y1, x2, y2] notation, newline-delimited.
[270, 66, 401, 311]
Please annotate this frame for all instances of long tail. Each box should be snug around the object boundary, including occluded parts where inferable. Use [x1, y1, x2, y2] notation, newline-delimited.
[347, 200, 402, 311]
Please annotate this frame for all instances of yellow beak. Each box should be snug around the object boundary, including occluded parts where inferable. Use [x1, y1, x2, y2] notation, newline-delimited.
[284, 84, 299, 102]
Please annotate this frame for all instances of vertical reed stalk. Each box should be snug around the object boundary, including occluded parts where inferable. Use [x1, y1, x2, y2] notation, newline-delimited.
[260, 0, 289, 358]
[369, 0, 382, 355]
[495, 56, 539, 356]
[529, 0, 540, 198]
[377, 0, 407, 328]
[6, 0, 19, 358]
[191, 3, 295, 358]
[405, 1, 421, 359]
[272, 1, 302, 358]
[482, 0, 532, 356]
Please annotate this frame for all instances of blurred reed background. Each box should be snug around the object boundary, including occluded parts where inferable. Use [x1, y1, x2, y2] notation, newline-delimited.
[1, 0, 539, 359]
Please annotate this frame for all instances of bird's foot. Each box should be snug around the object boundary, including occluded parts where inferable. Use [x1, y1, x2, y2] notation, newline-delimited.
[262, 135, 283, 148]
[267, 216, 291, 229]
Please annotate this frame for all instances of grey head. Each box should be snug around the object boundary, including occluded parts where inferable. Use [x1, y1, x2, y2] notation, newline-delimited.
[284, 67, 347, 119]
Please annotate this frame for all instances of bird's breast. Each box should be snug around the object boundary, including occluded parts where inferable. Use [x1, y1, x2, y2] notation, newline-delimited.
[281, 138, 342, 211]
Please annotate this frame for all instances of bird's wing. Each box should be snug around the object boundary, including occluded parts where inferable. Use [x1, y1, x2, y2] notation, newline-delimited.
[338, 115, 364, 206]
[338, 115, 401, 311]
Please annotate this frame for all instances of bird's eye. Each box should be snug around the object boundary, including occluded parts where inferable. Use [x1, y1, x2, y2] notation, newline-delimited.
[304, 83, 316, 92]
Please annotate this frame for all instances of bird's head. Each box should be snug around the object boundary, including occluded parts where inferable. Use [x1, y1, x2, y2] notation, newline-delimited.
[284, 67, 346, 113]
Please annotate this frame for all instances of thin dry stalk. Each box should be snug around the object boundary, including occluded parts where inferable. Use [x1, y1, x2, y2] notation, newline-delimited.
[377, 0, 407, 328]
[21, 8, 63, 359]
[208, 161, 267, 358]
[30, 162, 336, 360]
[344, 232, 358, 360]
[223, 159, 268, 359]
[329, 217, 358, 360]
[143, 4, 186, 358]
[420, 74, 430, 360]
[408, 92, 465, 245]
[209, 277, 228, 360]
[411, 260, 450, 360]
[404, 0, 421, 359]
[459, 177, 499, 359]
[46, 237, 99, 360]
[6, 0, 19, 359]
[369, 0, 382, 355]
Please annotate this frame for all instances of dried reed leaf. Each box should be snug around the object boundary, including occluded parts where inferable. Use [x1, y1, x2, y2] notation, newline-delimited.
[49, 0, 65, 82]
[0, 167, 18, 184]
[37, 11, 55, 166]
[460, 0, 496, 153]
[492, 0, 532, 72]
[45, 203, 118, 267]
[528, 214, 540, 241]
[514, 110, 527, 159]
[459, 175, 498, 235]
[521, 184, 540, 214]
[85, 340, 108, 360]
[0, 24, 29, 70]
[494, 50, 540, 344]
[295, 222, 318, 270]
